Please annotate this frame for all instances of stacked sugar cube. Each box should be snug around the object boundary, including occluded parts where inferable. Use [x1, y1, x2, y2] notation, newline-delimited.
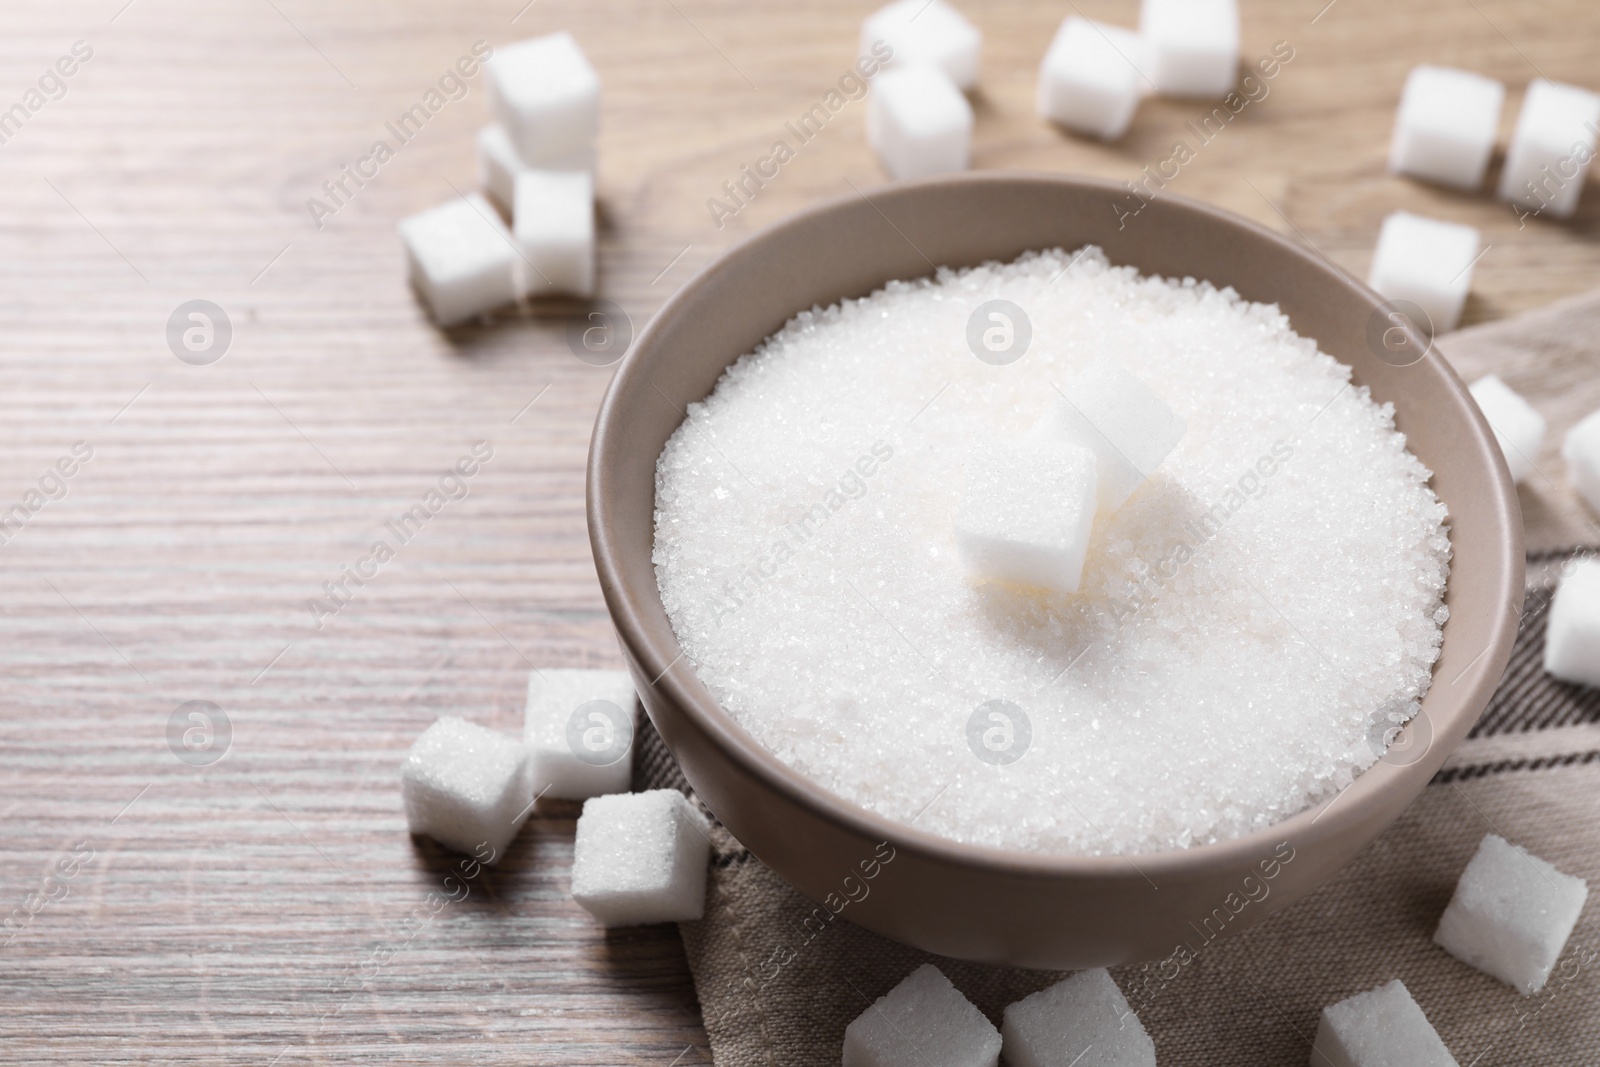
[861, 0, 979, 180]
[400, 31, 599, 326]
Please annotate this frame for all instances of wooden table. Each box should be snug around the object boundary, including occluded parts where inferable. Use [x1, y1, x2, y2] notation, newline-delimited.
[2, 0, 1595, 1062]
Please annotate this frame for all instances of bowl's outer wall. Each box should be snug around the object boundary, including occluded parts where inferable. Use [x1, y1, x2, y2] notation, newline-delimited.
[589, 174, 1524, 969]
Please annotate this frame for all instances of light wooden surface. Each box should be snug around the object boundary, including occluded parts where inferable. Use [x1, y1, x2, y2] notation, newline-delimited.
[1, 0, 1597, 1063]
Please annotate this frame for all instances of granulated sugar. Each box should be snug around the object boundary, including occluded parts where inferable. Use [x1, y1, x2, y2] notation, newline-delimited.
[652, 248, 1451, 855]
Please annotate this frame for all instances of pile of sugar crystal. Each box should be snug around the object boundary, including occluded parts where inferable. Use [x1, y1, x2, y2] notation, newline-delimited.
[653, 247, 1451, 855]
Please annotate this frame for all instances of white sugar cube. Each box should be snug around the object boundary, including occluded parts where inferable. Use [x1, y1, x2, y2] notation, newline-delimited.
[860, 0, 982, 90]
[513, 170, 596, 298]
[1002, 968, 1154, 1067]
[1366, 211, 1480, 334]
[1311, 980, 1458, 1067]
[1029, 356, 1187, 515]
[1036, 17, 1149, 141]
[1565, 410, 1600, 516]
[1467, 375, 1545, 485]
[1138, 0, 1239, 98]
[477, 124, 594, 213]
[1388, 66, 1505, 190]
[524, 668, 639, 800]
[1543, 557, 1600, 688]
[570, 789, 711, 926]
[1434, 834, 1589, 993]
[954, 439, 1098, 594]
[1498, 78, 1600, 220]
[843, 963, 1001, 1067]
[485, 32, 601, 164]
[398, 193, 520, 327]
[867, 65, 973, 180]
[400, 717, 532, 861]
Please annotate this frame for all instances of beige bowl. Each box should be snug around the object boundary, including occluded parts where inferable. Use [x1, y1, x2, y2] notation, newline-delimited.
[587, 173, 1523, 969]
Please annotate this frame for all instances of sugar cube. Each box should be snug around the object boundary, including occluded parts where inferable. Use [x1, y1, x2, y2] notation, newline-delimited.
[485, 32, 601, 164]
[400, 717, 532, 861]
[867, 65, 973, 180]
[1387, 66, 1505, 190]
[398, 193, 520, 327]
[524, 668, 640, 800]
[1366, 211, 1480, 334]
[1311, 980, 1458, 1067]
[1543, 557, 1600, 688]
[1036, 17, 1150, 141]
[954, 439, 1098, 593]
[1002, 968, 1154, 1067]
[570, 789, 710, 926]
[1498, 78, 1600, 220]
[1029, 356, 1186, 515]
[1468, 375, 1546, 485]
[1564, 409, 1600, 516]
[843, 964, 1001, 1067]
[478, 124, 594, 213]
[513, 170, 596, 298]
[1138, 0, 1239, 98]
[860, 0, 982, 91]
[1434, 834, 1590, 994]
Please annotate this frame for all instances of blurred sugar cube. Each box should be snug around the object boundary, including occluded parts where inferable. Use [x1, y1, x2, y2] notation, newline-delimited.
[400, 717, 532, 861]
[1498, 78, 1600, 220]
[1002, 968, 1155, 1067]
[524, 668, 639, 799]
[513, 170, 596, 298]
[1564, 409, 1600, 516]
[1139, 0, 1239, 98]
[1036, 17, 1149, 141]
[843, 963, 1001, 1067]
[1367, 211, 1480, 334]
[860, 0, 982, 90]
[571, 789, 711, 926]
[485, 32, 601, 164]
[867, 65, 973, 180]
[1311, 980, 1458, 1067]
[477, 124, 594, 213]
[1030, 355, 1186, 515]
[398, 193, 520, 327]
[1543, 556, 1600, 688]
[1468, 375, 1545, 484]
[1388, 66, 1505, 190]
[954, 439, 1099, 594]
[1434, 833, 1589, 993]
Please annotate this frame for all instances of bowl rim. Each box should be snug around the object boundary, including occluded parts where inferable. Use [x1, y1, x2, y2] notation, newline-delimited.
[588, 170, 1525, 882]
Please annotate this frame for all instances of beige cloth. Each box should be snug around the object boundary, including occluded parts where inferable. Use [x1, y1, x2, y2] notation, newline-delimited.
[632, 299, 1600, 1065]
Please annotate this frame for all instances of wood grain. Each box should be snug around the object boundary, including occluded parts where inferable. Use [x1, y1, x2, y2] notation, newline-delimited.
[1, 0, 1597, 1062]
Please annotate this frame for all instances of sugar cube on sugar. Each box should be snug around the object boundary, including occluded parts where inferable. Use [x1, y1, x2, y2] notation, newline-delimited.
[1366, 211, 1480, 334]
[843, 964, 1000, 1067]
[954, 439, 1098, 594]
[1311, 980, 1459, 1067]
[867, 65, 973, 181]
[1543, 556, 1600, 688]
[1564, 409, 1600, 517]
[570, 789, 711, 926]
[1499, 78, 1600, 220]
[860, 0, 982, 91]
[1002, 969, 1155, 1067]
[1388, 66, 1505, 190]
[477, 124, 593, 214]
[1434, 833, 1590, 993]
[1468, 374, 1546, 484]
[1036, 17, 1151, 141]
[400, 717, 532, 861]
[1139, 0, 1239, 99]
[524, 668, 639, 800]
[398, 193, 520, 327]
[485, 32, 601, 164]
[513, 170, 596, 297]
[1029, 355, 1187, 516]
